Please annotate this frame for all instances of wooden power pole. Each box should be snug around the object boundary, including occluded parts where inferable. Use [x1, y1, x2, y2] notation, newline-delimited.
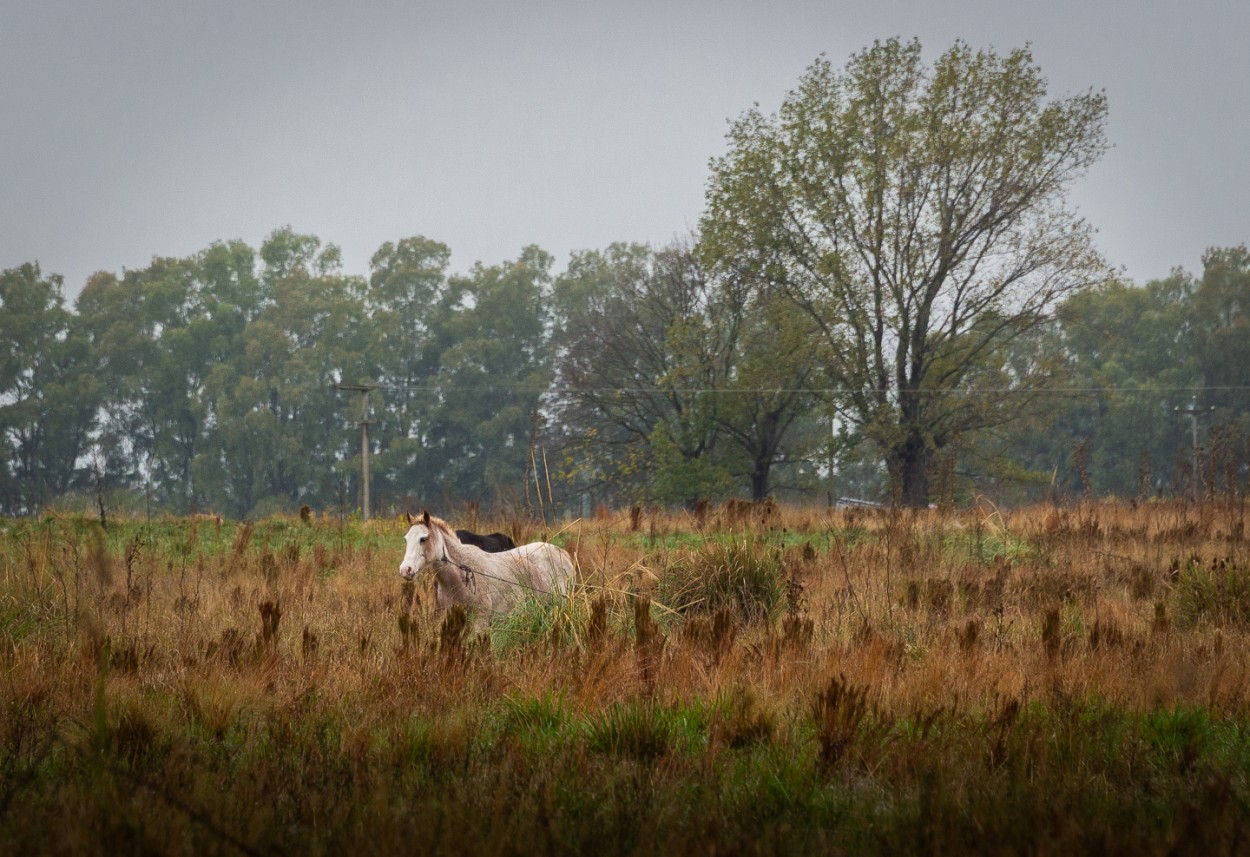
[334, 384, 378, 520]
[1174, 405, 1213, 502]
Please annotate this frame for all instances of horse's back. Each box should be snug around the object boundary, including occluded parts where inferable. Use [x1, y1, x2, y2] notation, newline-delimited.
[507, 541, 574, 593]
[455, 529, 516, 553]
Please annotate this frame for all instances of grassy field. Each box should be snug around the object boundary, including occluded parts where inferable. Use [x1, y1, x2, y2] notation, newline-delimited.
[2, 500, 1249, 854]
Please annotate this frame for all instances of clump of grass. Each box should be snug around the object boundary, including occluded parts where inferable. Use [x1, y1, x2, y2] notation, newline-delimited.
[500, 692, 567, 734]
[658, 533, 785, 624]
[944, 527, 1036, 565]
[585, 700, 677, 759]
[1173, 557, 1250, 629]
[494, 692, 572, 753]
[489, 581, 606, 655]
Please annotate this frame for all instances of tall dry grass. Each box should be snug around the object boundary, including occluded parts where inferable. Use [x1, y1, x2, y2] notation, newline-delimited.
[1, 499, 1248, 854]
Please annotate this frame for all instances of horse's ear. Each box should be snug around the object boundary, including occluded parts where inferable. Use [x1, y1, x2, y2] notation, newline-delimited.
[421, 510, 431, 526]
[405, 511, 414, 525]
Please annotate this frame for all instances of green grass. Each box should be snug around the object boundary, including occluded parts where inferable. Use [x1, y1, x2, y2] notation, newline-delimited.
[7, 682, 1248, 855]
[490, 592, 589, 655]
[940, 526, 1038, 565]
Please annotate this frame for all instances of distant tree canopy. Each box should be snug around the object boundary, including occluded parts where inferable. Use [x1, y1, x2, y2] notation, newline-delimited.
[1002, 245, 1250, 500]
[2, 41, 1248, 517]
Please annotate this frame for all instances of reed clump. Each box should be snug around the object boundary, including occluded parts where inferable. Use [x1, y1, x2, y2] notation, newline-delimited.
[657, 532, 786, 624]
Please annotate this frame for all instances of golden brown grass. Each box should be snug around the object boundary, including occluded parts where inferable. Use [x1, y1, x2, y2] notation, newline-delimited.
[1, 500, 1249, 854]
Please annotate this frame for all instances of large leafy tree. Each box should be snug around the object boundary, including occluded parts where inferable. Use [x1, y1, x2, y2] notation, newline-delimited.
[1192, 245, 1250, 420]
[422, 247, 554, 506]
[76, 241, 266, 512]
[365, 236, 461, 509]
[194, 228, 370, 517]
[700, 38, 1111, 506]
[1045, 248, 1250, 499]
[997, 249, 1249, 501]
[714, 285, 830, 500]
[76, 267, 161, 496]
[551, 242, 738, 506]
[553, 240, 829, 505]
[0, 264, 96, 514]
[1189, 245, 1250, 496]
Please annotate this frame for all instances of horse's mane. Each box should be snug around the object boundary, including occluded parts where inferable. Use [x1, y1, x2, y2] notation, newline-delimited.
[422, 513, 456, 538]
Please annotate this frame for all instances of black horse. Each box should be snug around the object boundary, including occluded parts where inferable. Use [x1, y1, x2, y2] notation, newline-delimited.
[455, 528, 517, 553]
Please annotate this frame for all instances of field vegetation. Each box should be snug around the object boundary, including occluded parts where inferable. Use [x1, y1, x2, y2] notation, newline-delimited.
[2, 499, 1249, 854]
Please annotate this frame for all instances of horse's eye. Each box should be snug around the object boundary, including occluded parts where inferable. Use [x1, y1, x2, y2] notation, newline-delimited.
[419, 536, 427, 544]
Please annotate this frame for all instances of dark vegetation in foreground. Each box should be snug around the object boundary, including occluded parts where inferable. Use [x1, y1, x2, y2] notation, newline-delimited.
[2, 500, 1249, 854]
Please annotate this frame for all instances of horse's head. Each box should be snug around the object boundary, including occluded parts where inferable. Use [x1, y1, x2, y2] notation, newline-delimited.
[399, 510, 444, 581]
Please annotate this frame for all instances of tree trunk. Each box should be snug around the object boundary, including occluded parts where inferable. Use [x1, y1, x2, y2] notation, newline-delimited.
[888, 429, 932, 508]
[750, 458, 772, 502]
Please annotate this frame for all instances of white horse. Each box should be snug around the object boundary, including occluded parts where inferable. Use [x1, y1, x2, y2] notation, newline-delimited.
[398, 511, 574, 627]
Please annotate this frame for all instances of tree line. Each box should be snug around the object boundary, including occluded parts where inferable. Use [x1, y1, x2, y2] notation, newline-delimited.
[4, 229, 1246, 518]
[3, 39, 1248, 517]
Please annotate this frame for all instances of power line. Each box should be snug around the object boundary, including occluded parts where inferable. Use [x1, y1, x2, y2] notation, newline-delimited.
[358, 382, 1250, 397]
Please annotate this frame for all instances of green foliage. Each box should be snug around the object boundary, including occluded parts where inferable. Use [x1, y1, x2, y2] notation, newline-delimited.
[550, 242, 734, 506]
[498, 692, 567, 736]
[716, 290, 830, 500]
[426, 247, 554, 503]
[549, 239, 825, 507]
[992, 245, 1250, 501]
[2, 202, 1246, 514]
[647, 421, 736, 507]
[999, 275, 1199, 498]
[1193, 245, 1250, 417]
[0, 263, 95, 515]
[10, 229, 566, 517]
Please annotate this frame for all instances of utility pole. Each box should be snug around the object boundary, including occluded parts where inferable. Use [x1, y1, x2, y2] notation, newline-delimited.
[1174, 405, 1213, 502]
[335, 384, 378, 520]
[828, 415, 837, 508]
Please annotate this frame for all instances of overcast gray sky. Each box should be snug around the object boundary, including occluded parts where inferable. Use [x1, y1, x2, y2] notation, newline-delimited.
[3, 0, 1248, 297]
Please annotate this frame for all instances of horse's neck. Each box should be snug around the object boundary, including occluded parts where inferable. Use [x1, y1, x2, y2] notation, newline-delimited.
[434, 560, 473, 600]
[440, 535, 514, 592]
[436, 530, 474, 567]
[434, 530, 484, 584]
